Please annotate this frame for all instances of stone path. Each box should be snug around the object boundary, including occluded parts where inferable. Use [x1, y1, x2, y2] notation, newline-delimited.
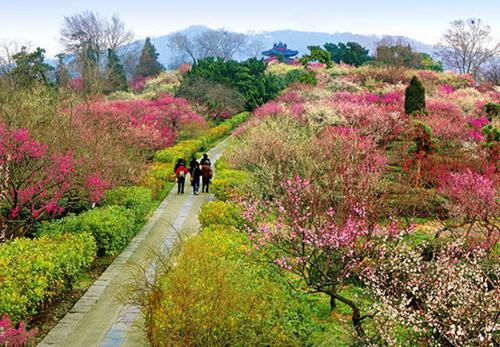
[38, 140, 228, 347]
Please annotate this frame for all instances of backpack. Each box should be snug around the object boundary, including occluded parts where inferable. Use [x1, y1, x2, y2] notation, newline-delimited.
[178, 171, 185, 178]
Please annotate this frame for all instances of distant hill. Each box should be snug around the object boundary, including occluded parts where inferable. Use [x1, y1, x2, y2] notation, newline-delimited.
[139, 25, 435, 67]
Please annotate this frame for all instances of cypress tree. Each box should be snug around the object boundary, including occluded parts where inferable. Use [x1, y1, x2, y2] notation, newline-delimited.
[104, 48, 128, 93]
[135, 37, 165, 77]
[405, 76, 426, 115]
[55, 53, 71, 88]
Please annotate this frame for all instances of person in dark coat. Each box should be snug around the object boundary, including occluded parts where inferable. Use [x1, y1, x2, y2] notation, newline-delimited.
[189, 157, 199, 176]
[175, 161, 189, 194]
[191, 164, 202, 195]
[200, 153, 211, 166]
[201, 162, 212, 193]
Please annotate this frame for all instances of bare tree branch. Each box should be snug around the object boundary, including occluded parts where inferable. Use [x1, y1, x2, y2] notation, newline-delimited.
[436, 18, 500, 75]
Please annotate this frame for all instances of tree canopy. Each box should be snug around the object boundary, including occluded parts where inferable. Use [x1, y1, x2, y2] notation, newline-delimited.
[135, 37, 165, 78]
[324, 42, 372, 66]
[185, 57, 281, 110]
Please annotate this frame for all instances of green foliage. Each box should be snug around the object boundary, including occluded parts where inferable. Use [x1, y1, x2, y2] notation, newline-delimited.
[176, 76, 246, 120]
[104, 48, 128, 93]
[198, 201, 244, 229]
[212, 168, 250, 201]
[104, 186, 152, 223]
[405, 76, 426, 115]
[8, 47, 53, 88]
[420, 53, 443, 72]
[481, 124, 500, 150]
[42, 206, 138, 256]
[154, 112, 248, 170]
[283, 69, 318, 86]
[147, 227, 319, 346]
[324, 42, 372, 67]
[484, 102, 500, 120]
[80, 44, 100, 94]
[55, 53, 71, 88]
[135, 37, 165, 78]
[0, 233, 96, 323]
[300, 46, 332, 68]
[185, 57, 281, 110]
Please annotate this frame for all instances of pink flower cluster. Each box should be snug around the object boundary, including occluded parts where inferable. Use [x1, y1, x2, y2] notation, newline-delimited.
[253, 101, 284, 118]
[85, 173, 111, 204]
[0, 315, 34, 347]
[467, 115, 489, 142]
[440, 168, 498, 220]
[74, 94, 206, 151]
[1, 124, 75, 240]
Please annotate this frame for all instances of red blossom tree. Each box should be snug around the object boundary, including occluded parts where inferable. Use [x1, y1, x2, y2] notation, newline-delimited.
[0, 124, 75, 241]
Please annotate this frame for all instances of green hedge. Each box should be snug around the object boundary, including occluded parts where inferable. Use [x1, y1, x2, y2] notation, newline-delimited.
[0, 233, 96, 323]
[104, 186, 152, 223]
[154, 112, 248, 169]
[198, 201, 245, 229]
[42, 206, 138, 256]
[212, 167, 249, 201]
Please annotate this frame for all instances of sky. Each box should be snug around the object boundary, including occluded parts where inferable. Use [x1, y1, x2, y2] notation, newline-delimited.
[1, 0, 499, 56]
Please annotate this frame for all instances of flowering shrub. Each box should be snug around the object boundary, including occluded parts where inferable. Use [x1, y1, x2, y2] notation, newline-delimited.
[73, 95, 206, 152]
[0, 124, 75, 241]
[0, 315, 34, 346]
[0, 233, 96, 322]
[128, 76, 148, 93]
[253, 101, 284, 118]
[140, 227, 318, 346]
[243, 175, 407, 337]
[364, 243, 499, 346]
[198, 201, 244, 229]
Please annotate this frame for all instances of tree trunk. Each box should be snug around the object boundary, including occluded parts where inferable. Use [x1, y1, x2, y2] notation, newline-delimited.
[333, 293, 365, 337]
[329, 294, 336, 310]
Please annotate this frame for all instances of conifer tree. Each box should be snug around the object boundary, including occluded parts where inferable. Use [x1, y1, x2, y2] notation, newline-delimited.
[405, 76, 426, 115]
[55, 53, 71, 88]
[135, 37, 165, 77]
[104, 48, 128, 93]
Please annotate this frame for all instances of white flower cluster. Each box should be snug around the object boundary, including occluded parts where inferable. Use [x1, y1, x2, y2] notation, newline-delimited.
[364, 243, 499, 346]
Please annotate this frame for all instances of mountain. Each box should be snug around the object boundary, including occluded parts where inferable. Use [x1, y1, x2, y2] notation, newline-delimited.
[139, 25, 435, 67]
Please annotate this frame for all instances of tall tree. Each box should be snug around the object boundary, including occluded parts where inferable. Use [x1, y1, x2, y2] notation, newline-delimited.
[168, 29, 248, 65]
[104, 48, 128, 93]
[60, 11, 133, 93]
[55, 53, 71, 88]
[8, 47, 53, 88]
[324, 42, 372, 66]
[436, 18, 500, 75]
[135, 37, 164, 77]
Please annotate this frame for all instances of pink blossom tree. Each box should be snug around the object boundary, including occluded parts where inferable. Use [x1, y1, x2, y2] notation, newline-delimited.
[243, 175, 409, 337]
[438, 168, 499, 249]
[0, 124, 75, 241]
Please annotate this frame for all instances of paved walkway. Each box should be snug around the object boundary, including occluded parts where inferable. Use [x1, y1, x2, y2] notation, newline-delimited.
[38, 140, 228, 347]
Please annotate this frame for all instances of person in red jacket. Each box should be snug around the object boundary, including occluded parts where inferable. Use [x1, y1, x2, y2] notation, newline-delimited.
[175, 160, 189, 194]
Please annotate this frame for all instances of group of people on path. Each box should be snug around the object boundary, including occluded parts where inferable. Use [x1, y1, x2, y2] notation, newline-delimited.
[174, 154, 213, 195]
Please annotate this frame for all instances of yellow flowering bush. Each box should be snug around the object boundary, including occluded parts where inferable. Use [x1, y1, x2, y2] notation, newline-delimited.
[0, 233, 96, 323]
[146, 227, 316, 347]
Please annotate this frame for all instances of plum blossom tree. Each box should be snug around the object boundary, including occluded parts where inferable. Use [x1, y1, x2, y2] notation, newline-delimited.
[0, 124, 75, 241]
[242, 128, 406, 337]
[364, 243, 499, 346]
